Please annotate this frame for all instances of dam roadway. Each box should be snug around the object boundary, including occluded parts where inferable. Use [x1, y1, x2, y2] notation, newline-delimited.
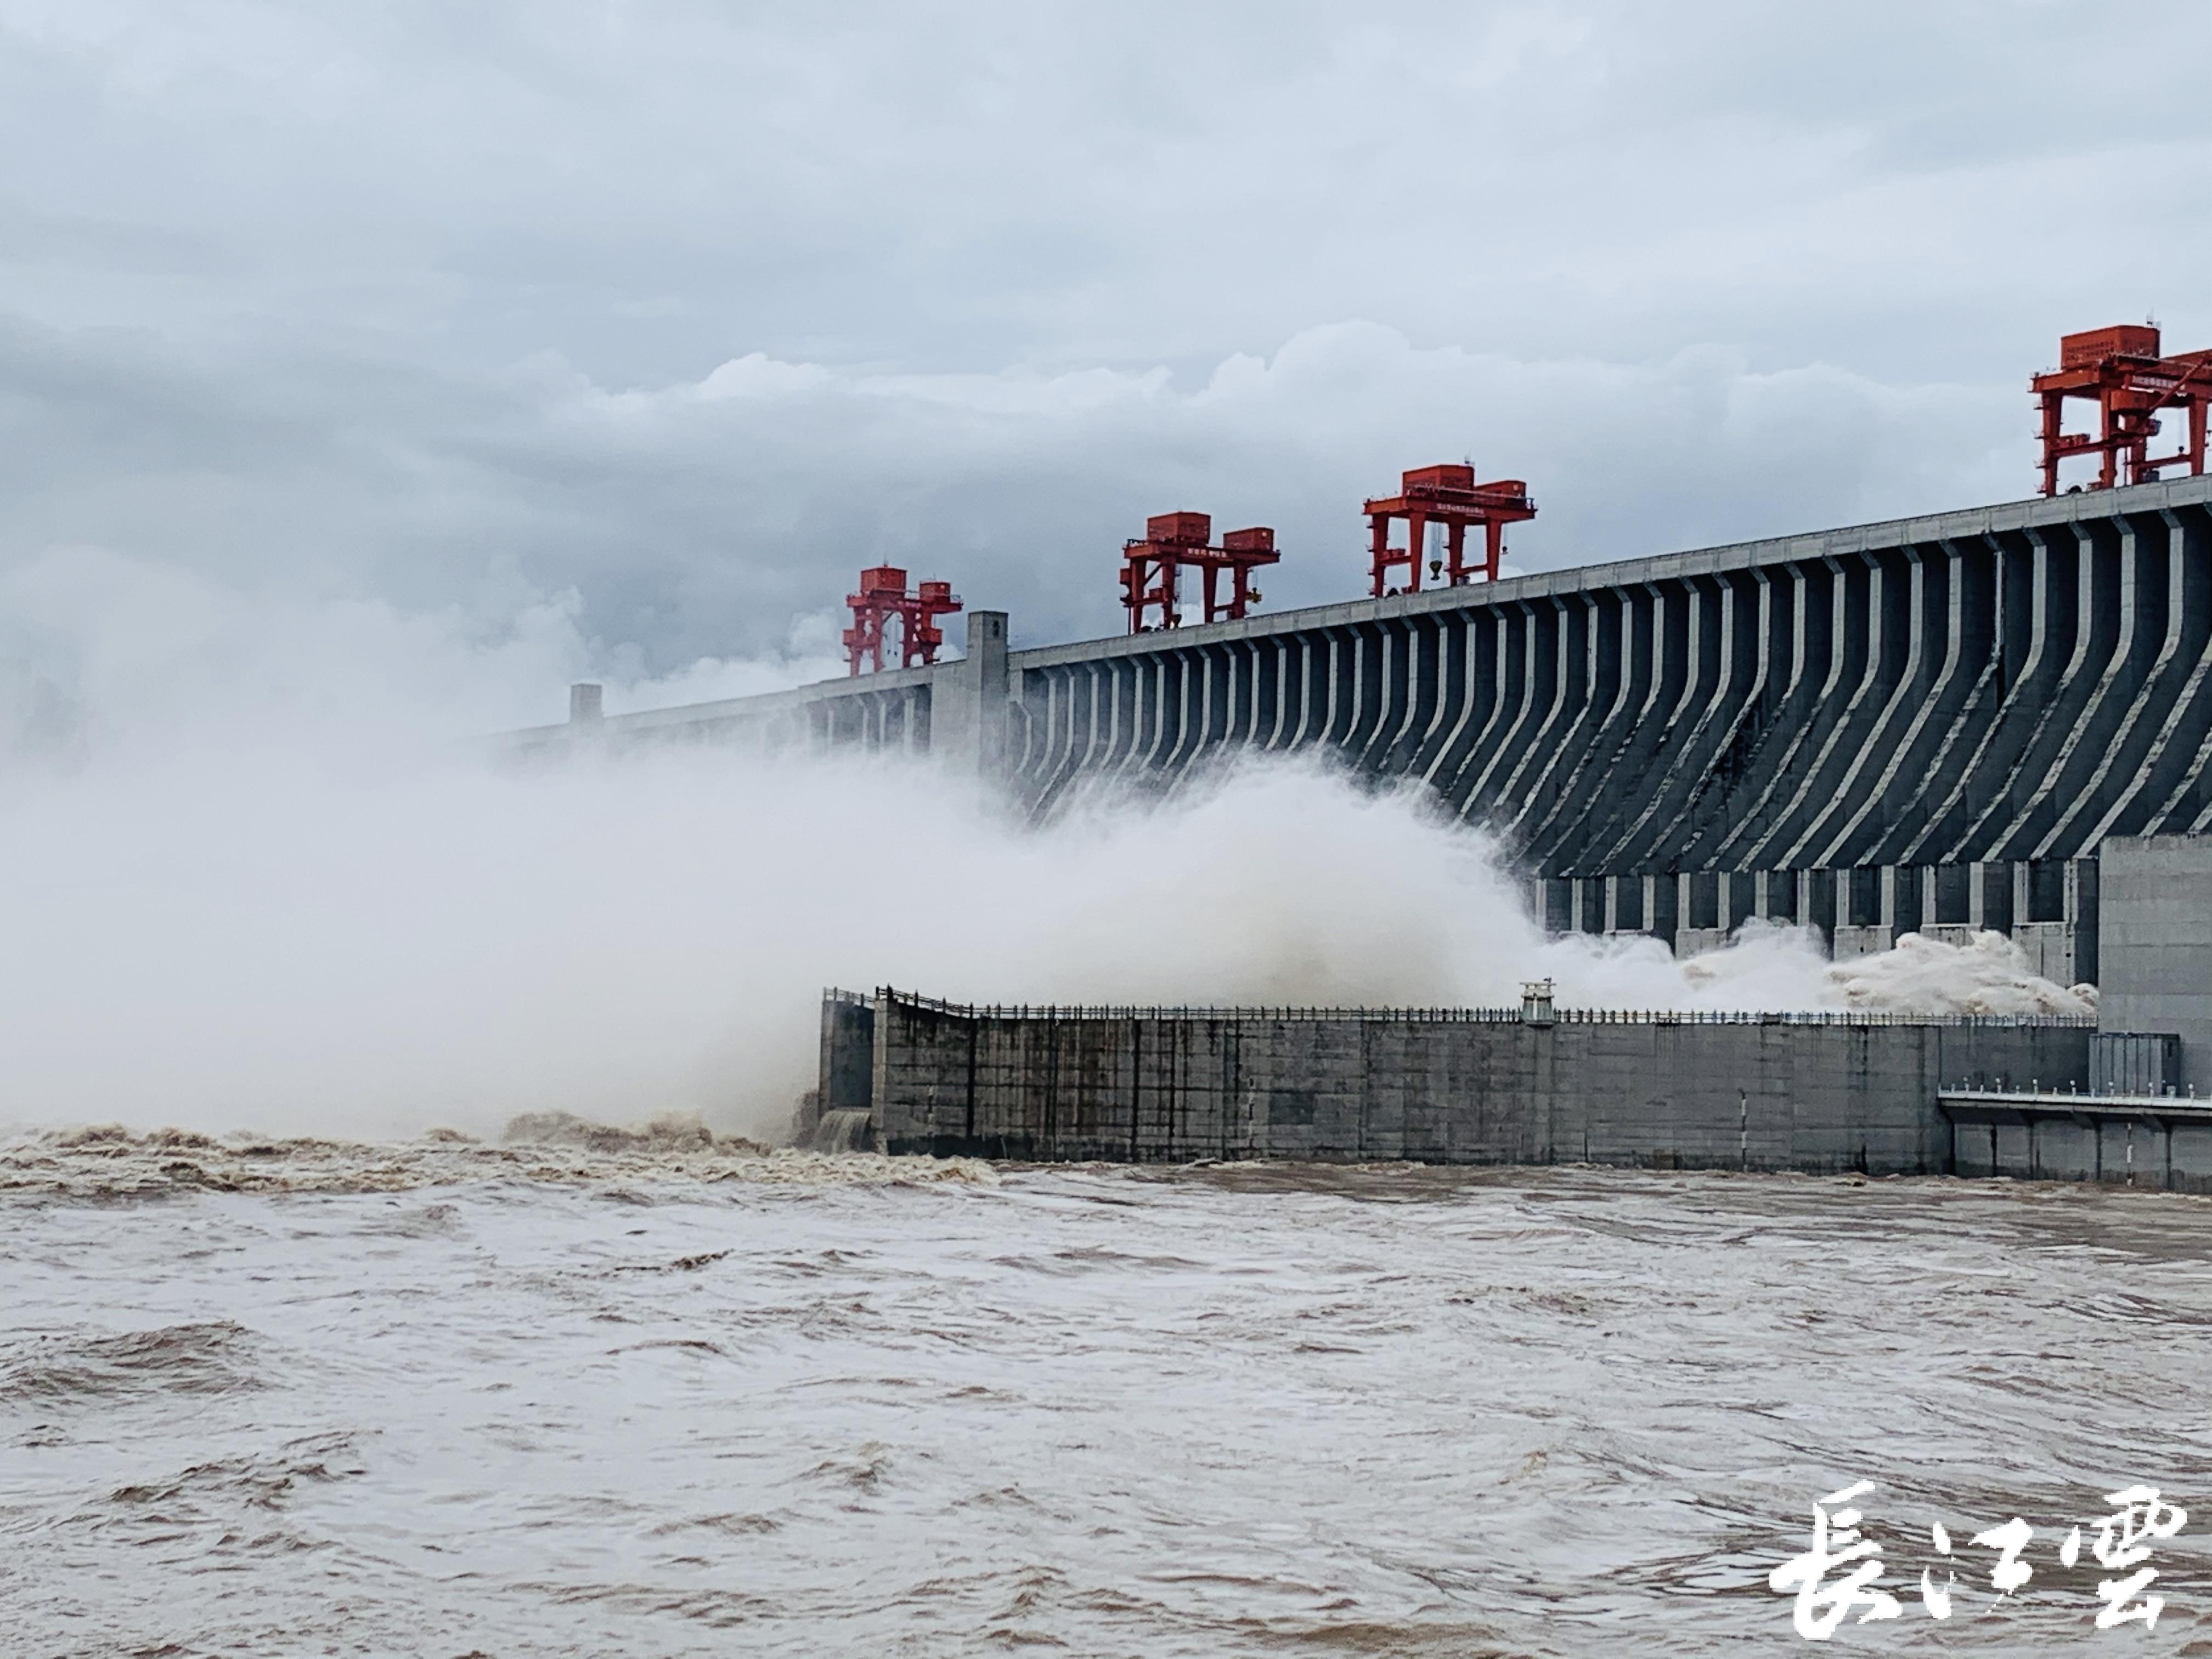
[518, 474, 2212, 981]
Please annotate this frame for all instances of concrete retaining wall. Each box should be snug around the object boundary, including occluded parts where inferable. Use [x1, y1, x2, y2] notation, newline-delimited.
[2098, 834, 2212, 1090]
[842, 990, 2092, 1176]
[819, 990, 875, 1113]
[1944, 1092, 2212, 1193]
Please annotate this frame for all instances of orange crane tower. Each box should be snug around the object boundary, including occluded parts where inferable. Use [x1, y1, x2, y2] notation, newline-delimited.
[1120, 512, 1279, 634]
[1364, 464, 1535, 597]
[2033, 324, 2212, 495]
[843, 566, 963, 675]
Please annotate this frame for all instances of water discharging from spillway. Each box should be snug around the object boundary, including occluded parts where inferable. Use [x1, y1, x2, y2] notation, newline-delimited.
[808, 1106, 877, 1153]
[0, 743, 2092, 1145]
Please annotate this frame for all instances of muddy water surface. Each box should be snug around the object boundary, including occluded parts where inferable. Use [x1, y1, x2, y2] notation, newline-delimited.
[4, 1131, 2210, 1656]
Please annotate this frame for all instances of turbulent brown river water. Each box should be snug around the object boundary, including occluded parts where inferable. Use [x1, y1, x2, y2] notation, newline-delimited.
[4, 1127, 2211, 1657]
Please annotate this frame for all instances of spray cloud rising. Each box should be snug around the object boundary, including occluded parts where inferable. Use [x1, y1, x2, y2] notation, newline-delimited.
[0, 551, 2090, 1141]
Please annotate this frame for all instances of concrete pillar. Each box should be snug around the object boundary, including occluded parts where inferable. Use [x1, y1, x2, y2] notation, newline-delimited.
[1878, 864, 1899, 930]
[1977, 860, 2015, 933]
[933, 611, 1010, 779]
[1734, 871, 1764, 930]
[569, 682, 603, 723]
[1602, 876, 1621, 933]
[2069, 855, 2102, 983]
[1967, 860, 1987, 928]
[1543, 878, 1573, 933]
[1756, 870, 1798, 923]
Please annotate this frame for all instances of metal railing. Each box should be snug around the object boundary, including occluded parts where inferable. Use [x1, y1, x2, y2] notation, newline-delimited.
[852, 987, 2094, 1030]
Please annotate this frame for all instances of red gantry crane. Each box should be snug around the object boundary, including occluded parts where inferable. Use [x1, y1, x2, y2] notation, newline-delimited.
[843, 566, 963, 675]
[2033, 324, 2212, 495]
[1364, 463, 1536, 597]
[1120, 511, 1279, 634]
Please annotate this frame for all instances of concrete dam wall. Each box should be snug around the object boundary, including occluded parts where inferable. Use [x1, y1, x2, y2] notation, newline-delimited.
[823, 989, 2095, 1178]
[2098, 832, 2212, 1087]
[1006, 477, 2212, 986]
[519, 476, 2212, 984]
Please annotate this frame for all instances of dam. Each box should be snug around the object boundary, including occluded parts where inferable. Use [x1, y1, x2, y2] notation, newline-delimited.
[516, 466, 2212, 1127]
[520, 473, 2212, 1000]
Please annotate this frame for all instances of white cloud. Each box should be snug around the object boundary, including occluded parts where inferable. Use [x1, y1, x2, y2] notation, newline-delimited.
[691, 353, 835, 404]
[0, 0, 2205, 699]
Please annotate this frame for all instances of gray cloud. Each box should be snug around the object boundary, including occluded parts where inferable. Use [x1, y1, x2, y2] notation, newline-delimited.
[2, 0, 2209, 701]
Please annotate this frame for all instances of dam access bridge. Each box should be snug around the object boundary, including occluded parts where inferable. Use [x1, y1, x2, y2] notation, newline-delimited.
[515, 473, 2212, 990]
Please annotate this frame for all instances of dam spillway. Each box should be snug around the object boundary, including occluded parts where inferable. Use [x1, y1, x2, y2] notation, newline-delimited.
[521, 475, 2212, 994]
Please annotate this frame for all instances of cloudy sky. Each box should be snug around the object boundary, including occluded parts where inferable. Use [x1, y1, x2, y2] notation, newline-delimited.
[4, 0, 2210, 720]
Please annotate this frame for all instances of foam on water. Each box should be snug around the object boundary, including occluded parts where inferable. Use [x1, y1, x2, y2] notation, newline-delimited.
[0, 1116, 997, 1199]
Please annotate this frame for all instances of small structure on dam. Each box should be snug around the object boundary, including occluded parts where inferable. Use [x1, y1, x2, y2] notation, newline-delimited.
[842, 565, 962, 676]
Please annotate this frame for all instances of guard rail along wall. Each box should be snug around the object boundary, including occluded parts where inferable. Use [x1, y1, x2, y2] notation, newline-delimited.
[512, 477, 2212, 981]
